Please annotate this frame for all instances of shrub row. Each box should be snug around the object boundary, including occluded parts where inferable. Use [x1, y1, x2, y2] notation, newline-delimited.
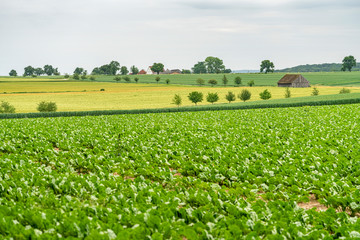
[1, 96, 360, 119]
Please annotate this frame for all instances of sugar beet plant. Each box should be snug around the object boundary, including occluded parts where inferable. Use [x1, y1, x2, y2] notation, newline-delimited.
[0, 104, 360, 239]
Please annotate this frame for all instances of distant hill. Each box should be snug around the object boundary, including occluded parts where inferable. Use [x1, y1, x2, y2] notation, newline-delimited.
[276, 63, 360, 72]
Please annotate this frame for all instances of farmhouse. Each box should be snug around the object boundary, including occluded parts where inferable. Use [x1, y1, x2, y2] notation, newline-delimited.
[278, 74, 310, 88]
[138, 69, 147, 75]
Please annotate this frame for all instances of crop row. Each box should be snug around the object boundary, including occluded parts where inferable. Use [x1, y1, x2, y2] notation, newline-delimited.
[0, 104, 360, 239]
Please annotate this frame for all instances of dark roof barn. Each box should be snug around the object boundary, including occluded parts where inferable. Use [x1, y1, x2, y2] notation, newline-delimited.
[278, 74, 310, 88]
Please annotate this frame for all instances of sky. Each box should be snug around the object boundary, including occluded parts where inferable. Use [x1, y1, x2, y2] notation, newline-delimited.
[0, 0, 359, 75]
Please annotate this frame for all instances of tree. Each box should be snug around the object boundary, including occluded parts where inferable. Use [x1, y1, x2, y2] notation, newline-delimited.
[73, 73, 80, 80]
[247, 80, 255, 87]
[134, 77, 139, 83]
[166, 79, 170, 84]
[225, 91, 236, 103]
[91, 67, 101, 75]
[192, 61, 207, 74]
[120, 66, 129, 75]
[44, 65, 54, 76]
[114, 76, 121, 82]
[172, 94, 182, 107]
[37, 101, 57, 112]
[182, 69, 191, 74]
[151, 63, 164, 75]
[206, 92, 219, 104]
[234, 76, 242, 86]
[208, 79, 217, 87]
[155, 76, 160, 83]
[196, 78, 205, 86]
[222, 75, 228, 86]
[23, 66, 35, 76]
[312, 87, 319, 96]
[205, 56, 225, 73]
[0, 101, 16, 113]
[341, 56, 356, 72]
[130, 65, 139, 75]
[74, 67, 84, 75]
[9, 69, 17, 76]
[238, 89, 251, 102]
[224, 69, 232, 73]
[260, 60, 275, 74]
[33, 68, 44, 76]
[53, 68, 60, 76]
[188, 91, 203, 105]
[259, 89, 272, 100]
[109, 61, 120, 75]
[284, 87, 291, 98]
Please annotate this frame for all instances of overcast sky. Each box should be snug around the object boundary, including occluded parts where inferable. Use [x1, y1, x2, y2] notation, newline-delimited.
[0, 0, 359, 75]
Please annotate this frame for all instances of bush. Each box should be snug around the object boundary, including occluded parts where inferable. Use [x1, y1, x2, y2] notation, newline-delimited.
[188, 91, 203, 105]
[166, 79, 170, 84]
[196, 78, 205, 86]
[100, 89, 105, 91]
[114, 76, 121, 82]
[73, 73, 80, 80]
[123, 76, 131, 82]
[134, 77, 139, 83]
[64, 74, 70, 79]
[172, 94, 182, 107]
[155, 76, 160, 83]
[312, 87, 319, 96]
[37, 101, 57, 112]
[238, 89, 251, 102]
[234, 76, 242, 86]
[206, 93, 219, 104]
[225, 91, 236, 103]
[247, 80, 255, 87]
[81, 75, 87, 80]
[0, 101, 16, 113]
[90, 76, 96, 81]
[284, 87, 291, 98]
[339, 88, 351, 94]
[31, 74, 37, 78]
[208, 79, 217, 87]
[260, 89, 272, 100]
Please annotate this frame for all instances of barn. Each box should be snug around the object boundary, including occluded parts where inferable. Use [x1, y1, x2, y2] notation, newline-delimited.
[277, 74, 310, 88]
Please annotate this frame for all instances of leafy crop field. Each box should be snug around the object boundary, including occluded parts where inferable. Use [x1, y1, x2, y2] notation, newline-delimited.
[1, 79, 359, 113]
[1, 104, 360, 239]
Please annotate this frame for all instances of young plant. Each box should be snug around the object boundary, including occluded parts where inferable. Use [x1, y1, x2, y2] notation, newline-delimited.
[37, 101, 57, 112]
[172, 94, 182, 107]
[260, 89, 272, 100]
[238, 89, 251, 102]
[339, 88, 351, 94]
[208, 79, 217, 87]
[134, 77, 139, 83]
[155, 76, 161, 83]
[206, 92, 219, 104]
[234, 76, 242, 86]
[284, 87, 291, 98]
[166, 79, 170, 84]
[188, 91, 203, 105]
[196, 78, 205, 86]
[312, 87, 319, 96]
[0, 101, 16, 113]
[222, 75, 228, 86]
[247, 80, 255, 87]
[225, 91, 236, 103]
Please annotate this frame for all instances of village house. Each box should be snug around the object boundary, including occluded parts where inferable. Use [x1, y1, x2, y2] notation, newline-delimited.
[278, 74, 310, 88]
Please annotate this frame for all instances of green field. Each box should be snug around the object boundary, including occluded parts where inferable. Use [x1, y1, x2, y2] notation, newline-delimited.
[1, 104, 360, 238]
[85, 72, 360, 87]
[1, 75, 360, 113]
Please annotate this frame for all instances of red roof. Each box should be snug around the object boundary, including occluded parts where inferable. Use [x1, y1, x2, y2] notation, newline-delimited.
[138, 69, 147, 74]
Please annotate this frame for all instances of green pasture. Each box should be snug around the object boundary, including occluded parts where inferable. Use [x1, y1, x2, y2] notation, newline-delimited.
[87, 71, 360, 86]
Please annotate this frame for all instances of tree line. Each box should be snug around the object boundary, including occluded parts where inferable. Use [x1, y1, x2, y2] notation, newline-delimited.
[8, 55, 356, 77]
